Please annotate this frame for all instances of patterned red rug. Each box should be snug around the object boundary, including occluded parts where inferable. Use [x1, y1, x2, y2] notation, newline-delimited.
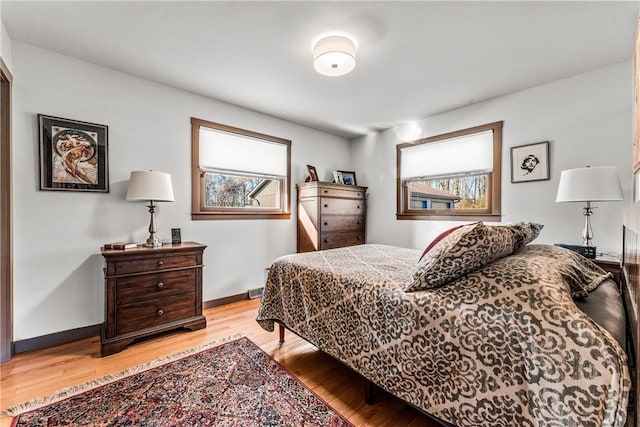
[4, 336, 352, 426]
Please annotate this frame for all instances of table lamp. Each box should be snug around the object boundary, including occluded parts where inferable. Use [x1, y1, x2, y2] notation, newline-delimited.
[555, 166, 623, 246]
[126, 170, 175, 248]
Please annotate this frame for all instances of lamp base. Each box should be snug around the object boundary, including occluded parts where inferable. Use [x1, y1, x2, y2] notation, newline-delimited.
[144, 201, 162, 248]
[145, 232, 162, 248]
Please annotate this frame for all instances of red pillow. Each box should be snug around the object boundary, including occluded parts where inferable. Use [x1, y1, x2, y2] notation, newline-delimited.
[419, 223, 474, 261]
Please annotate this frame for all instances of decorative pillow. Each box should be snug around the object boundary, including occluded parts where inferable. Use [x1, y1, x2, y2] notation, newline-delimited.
[408, 222, 544, 291]
[418, 223, 470, 262]
[506, 222, 544, 250]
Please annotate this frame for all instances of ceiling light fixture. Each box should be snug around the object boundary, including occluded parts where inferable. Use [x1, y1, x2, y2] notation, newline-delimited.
[313, 35, 356, 77]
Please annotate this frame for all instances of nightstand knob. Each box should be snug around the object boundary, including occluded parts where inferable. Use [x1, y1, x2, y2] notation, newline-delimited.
[324, 239, 329, 243]
[324, 222, 328, 226]
[357, 220, 362, 224]
[324, 204, 328, 208]
[156, 282, 164, 289]
[157, 261, 164, 267]
[357, 205, 360, 209]
[156, 309, 164, 316]
[357, 236, 362, 240]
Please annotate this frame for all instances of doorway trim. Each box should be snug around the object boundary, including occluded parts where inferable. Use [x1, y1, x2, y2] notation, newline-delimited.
[1, 56, 13, 362]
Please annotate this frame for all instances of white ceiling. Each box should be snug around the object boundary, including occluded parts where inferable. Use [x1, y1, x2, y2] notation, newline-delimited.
[2, 1, 638, 139]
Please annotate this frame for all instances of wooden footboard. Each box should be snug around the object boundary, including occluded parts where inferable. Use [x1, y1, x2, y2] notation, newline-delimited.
[623, 202, 640, 426]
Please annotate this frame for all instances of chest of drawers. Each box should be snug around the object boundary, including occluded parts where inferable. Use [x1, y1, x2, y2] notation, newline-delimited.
[297, 181, 367, 252]
[100, 242, 206, 356]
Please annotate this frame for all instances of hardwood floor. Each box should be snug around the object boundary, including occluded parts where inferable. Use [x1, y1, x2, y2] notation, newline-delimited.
[0, 299, 440, 426]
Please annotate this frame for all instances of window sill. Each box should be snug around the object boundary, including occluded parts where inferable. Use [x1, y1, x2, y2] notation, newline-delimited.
[396, 213, 501, 222]
[192, 212, 291, 221]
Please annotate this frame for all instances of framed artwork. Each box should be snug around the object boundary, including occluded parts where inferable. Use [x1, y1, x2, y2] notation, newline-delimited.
[510, 141, 550, 183]
[333, 171, 343, 184]
[338, 170, 357, 186]
[306, 164, 318, 182]
[38, 114, 109, 192]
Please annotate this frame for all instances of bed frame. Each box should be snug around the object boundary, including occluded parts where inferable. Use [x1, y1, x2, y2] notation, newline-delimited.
[623, 202, 640, 426]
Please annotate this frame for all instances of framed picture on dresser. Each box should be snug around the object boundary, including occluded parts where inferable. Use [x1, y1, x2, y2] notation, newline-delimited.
[338, 170, 357, 185]
[306, 164, 318, 182]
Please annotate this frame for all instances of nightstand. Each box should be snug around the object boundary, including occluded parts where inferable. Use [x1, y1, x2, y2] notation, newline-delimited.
[100, 242, 207, 356]
[593, 255, 622, 286]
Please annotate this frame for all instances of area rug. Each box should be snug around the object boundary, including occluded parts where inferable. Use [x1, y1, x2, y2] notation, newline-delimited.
[4, 336, 353, 426]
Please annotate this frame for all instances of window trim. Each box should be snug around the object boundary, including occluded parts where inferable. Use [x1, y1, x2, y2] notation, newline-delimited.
[191, 117, 291, 220]
[396, 121, 503, 221]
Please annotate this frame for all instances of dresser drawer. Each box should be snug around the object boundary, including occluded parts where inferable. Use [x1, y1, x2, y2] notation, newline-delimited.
[320, 198, 365, 215]
[116, 292, 196, 335]
[116, 269, 196, 306]
[114, 254, 198, 275]
[320, 215, 365, 232]
[299, 185, 365, 199]
[320, 231, 365, 249]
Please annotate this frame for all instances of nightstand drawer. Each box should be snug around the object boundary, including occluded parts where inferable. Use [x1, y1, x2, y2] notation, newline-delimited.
[320, 198, 365, 215]
[320, 231, 365, 249]
[114, 254, 198, 275]
[320, 215, 365, 232]
[116, 292, 196, 335]
[116, 270, 196, 306]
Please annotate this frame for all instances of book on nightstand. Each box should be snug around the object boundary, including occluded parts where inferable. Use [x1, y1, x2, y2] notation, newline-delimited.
[103, 242, 138, 250]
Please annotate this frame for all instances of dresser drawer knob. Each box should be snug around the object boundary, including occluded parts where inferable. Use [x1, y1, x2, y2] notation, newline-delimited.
[324, 222, 328, 226]
[357, 220, 362, 224]
[157, 261, 164, 267]
[156, 282, 164, 289]
[357, 193, 361, 196]
[357, 205, 360, 209]
[156, 309, 164, 316]
[324, 204, 328, 208]
[357, 236, 362, 240]
[324, 190, 328, 194]
[324, 239, 329, 243]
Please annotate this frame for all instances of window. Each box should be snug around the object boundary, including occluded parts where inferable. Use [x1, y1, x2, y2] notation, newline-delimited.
[191, 117, 291, 220]
[396, 121, 502, 221]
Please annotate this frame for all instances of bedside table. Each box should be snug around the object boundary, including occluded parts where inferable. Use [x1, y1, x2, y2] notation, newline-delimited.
[100, 242, 207, 356]
[593, 255, 622, 286]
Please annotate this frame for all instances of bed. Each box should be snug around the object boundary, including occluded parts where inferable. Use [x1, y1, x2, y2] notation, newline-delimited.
[256, 222, 631, 426]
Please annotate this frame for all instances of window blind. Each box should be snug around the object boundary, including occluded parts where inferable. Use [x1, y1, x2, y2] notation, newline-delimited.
[400, 130, 493, 179]
[199, 126, 288, 176]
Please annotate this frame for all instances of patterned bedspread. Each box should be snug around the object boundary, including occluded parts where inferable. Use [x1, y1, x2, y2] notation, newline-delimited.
[256, 244, 630, 426]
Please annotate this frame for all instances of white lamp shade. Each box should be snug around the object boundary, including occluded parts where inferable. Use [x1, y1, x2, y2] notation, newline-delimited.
[556, 166, 623, 202]
[313, 35, 356, 77]
[126, 171, 175, 202]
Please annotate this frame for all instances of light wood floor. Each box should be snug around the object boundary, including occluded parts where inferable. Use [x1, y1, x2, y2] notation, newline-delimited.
[0, 299, 440, 426]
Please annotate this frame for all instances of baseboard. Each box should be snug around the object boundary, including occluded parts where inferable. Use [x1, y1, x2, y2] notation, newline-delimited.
[13, 324, 102, 355]
[12, 293, 252, 354]
[203, 292, 249, 309]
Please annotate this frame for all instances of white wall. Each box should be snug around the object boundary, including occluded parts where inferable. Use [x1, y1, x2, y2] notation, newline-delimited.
[11, 41, 351, 341]
[1, 3, 13, 70]
[351, 61, 633, 255]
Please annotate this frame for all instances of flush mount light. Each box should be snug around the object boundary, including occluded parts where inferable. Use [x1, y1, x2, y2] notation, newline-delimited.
[313, 35, 356, 77]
